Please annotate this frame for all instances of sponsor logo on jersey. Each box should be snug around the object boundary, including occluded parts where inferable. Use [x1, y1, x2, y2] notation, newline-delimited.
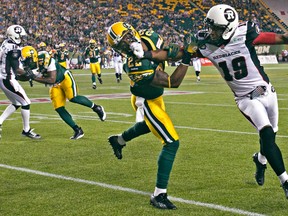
[213, 50, 240, 60]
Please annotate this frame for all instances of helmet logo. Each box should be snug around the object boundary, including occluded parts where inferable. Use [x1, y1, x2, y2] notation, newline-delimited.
[123, 22, 131, 30]
[14, 26, 22, 34]
[29, 49, 35, 55]
[224, 9, 236, 22]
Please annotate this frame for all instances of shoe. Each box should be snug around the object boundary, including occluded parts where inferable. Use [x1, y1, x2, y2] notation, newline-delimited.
[197, 76, 201, 82]
[92, 105, 106, 121]
[70, 127, 84, 140]
[0, 124, 2, 139]
[98, 77, 103, 84]
[108, 135, 125, 160]
[22, 128, 41, 139]
[92, 82, 97, 89]
[252, 153, 267, 186]
[150, 193, 177, 210]
[117, 78, 120, 83]
[282, 181, 288, 199]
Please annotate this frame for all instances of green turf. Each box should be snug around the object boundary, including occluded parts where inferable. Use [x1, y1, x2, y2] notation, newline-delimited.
[0, 64, 288, 216]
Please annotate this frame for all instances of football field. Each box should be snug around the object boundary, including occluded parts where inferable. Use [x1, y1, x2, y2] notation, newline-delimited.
[1, 64, 288, 216]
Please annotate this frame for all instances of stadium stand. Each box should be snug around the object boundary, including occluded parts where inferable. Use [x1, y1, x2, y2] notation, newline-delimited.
[0, 0, 286, 57]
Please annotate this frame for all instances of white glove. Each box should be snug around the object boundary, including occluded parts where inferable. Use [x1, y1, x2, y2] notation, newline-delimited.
[135, 96, 145, 122]
[32, 69, 41, 77]
[130, 42, 144, 58]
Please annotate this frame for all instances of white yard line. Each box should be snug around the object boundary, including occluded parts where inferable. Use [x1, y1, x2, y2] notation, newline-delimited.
[0, 163, 266, 216]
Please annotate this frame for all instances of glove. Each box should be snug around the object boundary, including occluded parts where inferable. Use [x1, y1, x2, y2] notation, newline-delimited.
[130, 42, 144, 58]
[24, 69, 36, 80]
[164, 43, 180, 59]
[181, 43, 197, 66]
[184, 33, 198, 47]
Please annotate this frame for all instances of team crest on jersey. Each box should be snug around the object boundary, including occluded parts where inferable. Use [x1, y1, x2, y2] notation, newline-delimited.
[224, 8, 236, 22]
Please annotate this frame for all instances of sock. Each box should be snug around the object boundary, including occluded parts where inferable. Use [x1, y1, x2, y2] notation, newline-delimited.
[70, 95, 93, 108]
[278, 171, 288, 184]
[21, 108, 30, 132]
[156, 140, 179, 189]
[122, 121, 150, 142]
[55, 107, 76, 128]
[154, 187, 167, 196]
[92, 74, 96, 83]
[258, 152, 267, 165]
[117, 135, 126, 145]
[260, 126, 286, 176]
[0, 104, 17, 125]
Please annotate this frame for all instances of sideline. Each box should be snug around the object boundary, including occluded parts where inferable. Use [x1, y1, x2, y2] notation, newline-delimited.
[0, 164, 266, 216]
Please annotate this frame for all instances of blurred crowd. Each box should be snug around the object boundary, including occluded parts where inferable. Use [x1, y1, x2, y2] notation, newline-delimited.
[0, 0, 285, 58]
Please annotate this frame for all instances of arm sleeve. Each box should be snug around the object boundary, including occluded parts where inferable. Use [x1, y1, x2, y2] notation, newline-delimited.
[6, 49, 21, 73]
[252, 32, 277, 45]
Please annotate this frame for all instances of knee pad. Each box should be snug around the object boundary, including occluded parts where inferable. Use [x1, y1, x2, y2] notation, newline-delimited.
[21, 104, 30, 110]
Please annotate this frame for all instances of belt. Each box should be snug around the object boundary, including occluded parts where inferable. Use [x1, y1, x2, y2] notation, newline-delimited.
[248, 86, 267, 99]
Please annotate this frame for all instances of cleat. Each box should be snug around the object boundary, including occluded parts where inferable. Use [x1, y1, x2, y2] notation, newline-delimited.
[282, 181, 288, 199]
[117, 78, 120, 83]
[98, 77, 103, 84]
[92, 83, 97, 89]
[92, 105, 106, 121]
[108, 135, 125, 160]
[70, 127, 84, 140]
[150, 193, 177, 210]
[252, 153, 267, 186]
[22, 128, 41, 139]
[197, 77, 201, 82]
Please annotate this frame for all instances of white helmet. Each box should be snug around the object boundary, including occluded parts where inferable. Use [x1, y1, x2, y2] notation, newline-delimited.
[6, 25, 27, 45]
[204, 4, 239, 40]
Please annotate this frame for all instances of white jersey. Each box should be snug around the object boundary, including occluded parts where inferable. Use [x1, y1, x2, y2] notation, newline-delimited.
[0, 39, 21, 79]
[197, 21, 268, 97]
[112, 49, 122, 63]
[192, 57, 201, 71]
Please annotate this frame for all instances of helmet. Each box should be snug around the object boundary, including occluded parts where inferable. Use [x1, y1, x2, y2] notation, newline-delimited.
[204, 4, 239, 41]
[89, 39, 96, 44]
[59, 43, 65, 48]
[107, 22, 141, 54]
[89, 39, 96, 48]
[39, 42, 47, 48]
[38, 51, 51, 68]
[21, 46, 38, 70]
[6, 25, 27, 45]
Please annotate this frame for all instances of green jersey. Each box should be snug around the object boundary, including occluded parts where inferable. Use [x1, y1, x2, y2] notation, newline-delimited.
[84, 46, 100, 63]
[123, 29, 165, 99]
[38, 51, 66, 83]
[56, 49, 69, 63]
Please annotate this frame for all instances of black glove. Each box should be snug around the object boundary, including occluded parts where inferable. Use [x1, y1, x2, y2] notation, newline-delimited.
[24, 69, 36, 80]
